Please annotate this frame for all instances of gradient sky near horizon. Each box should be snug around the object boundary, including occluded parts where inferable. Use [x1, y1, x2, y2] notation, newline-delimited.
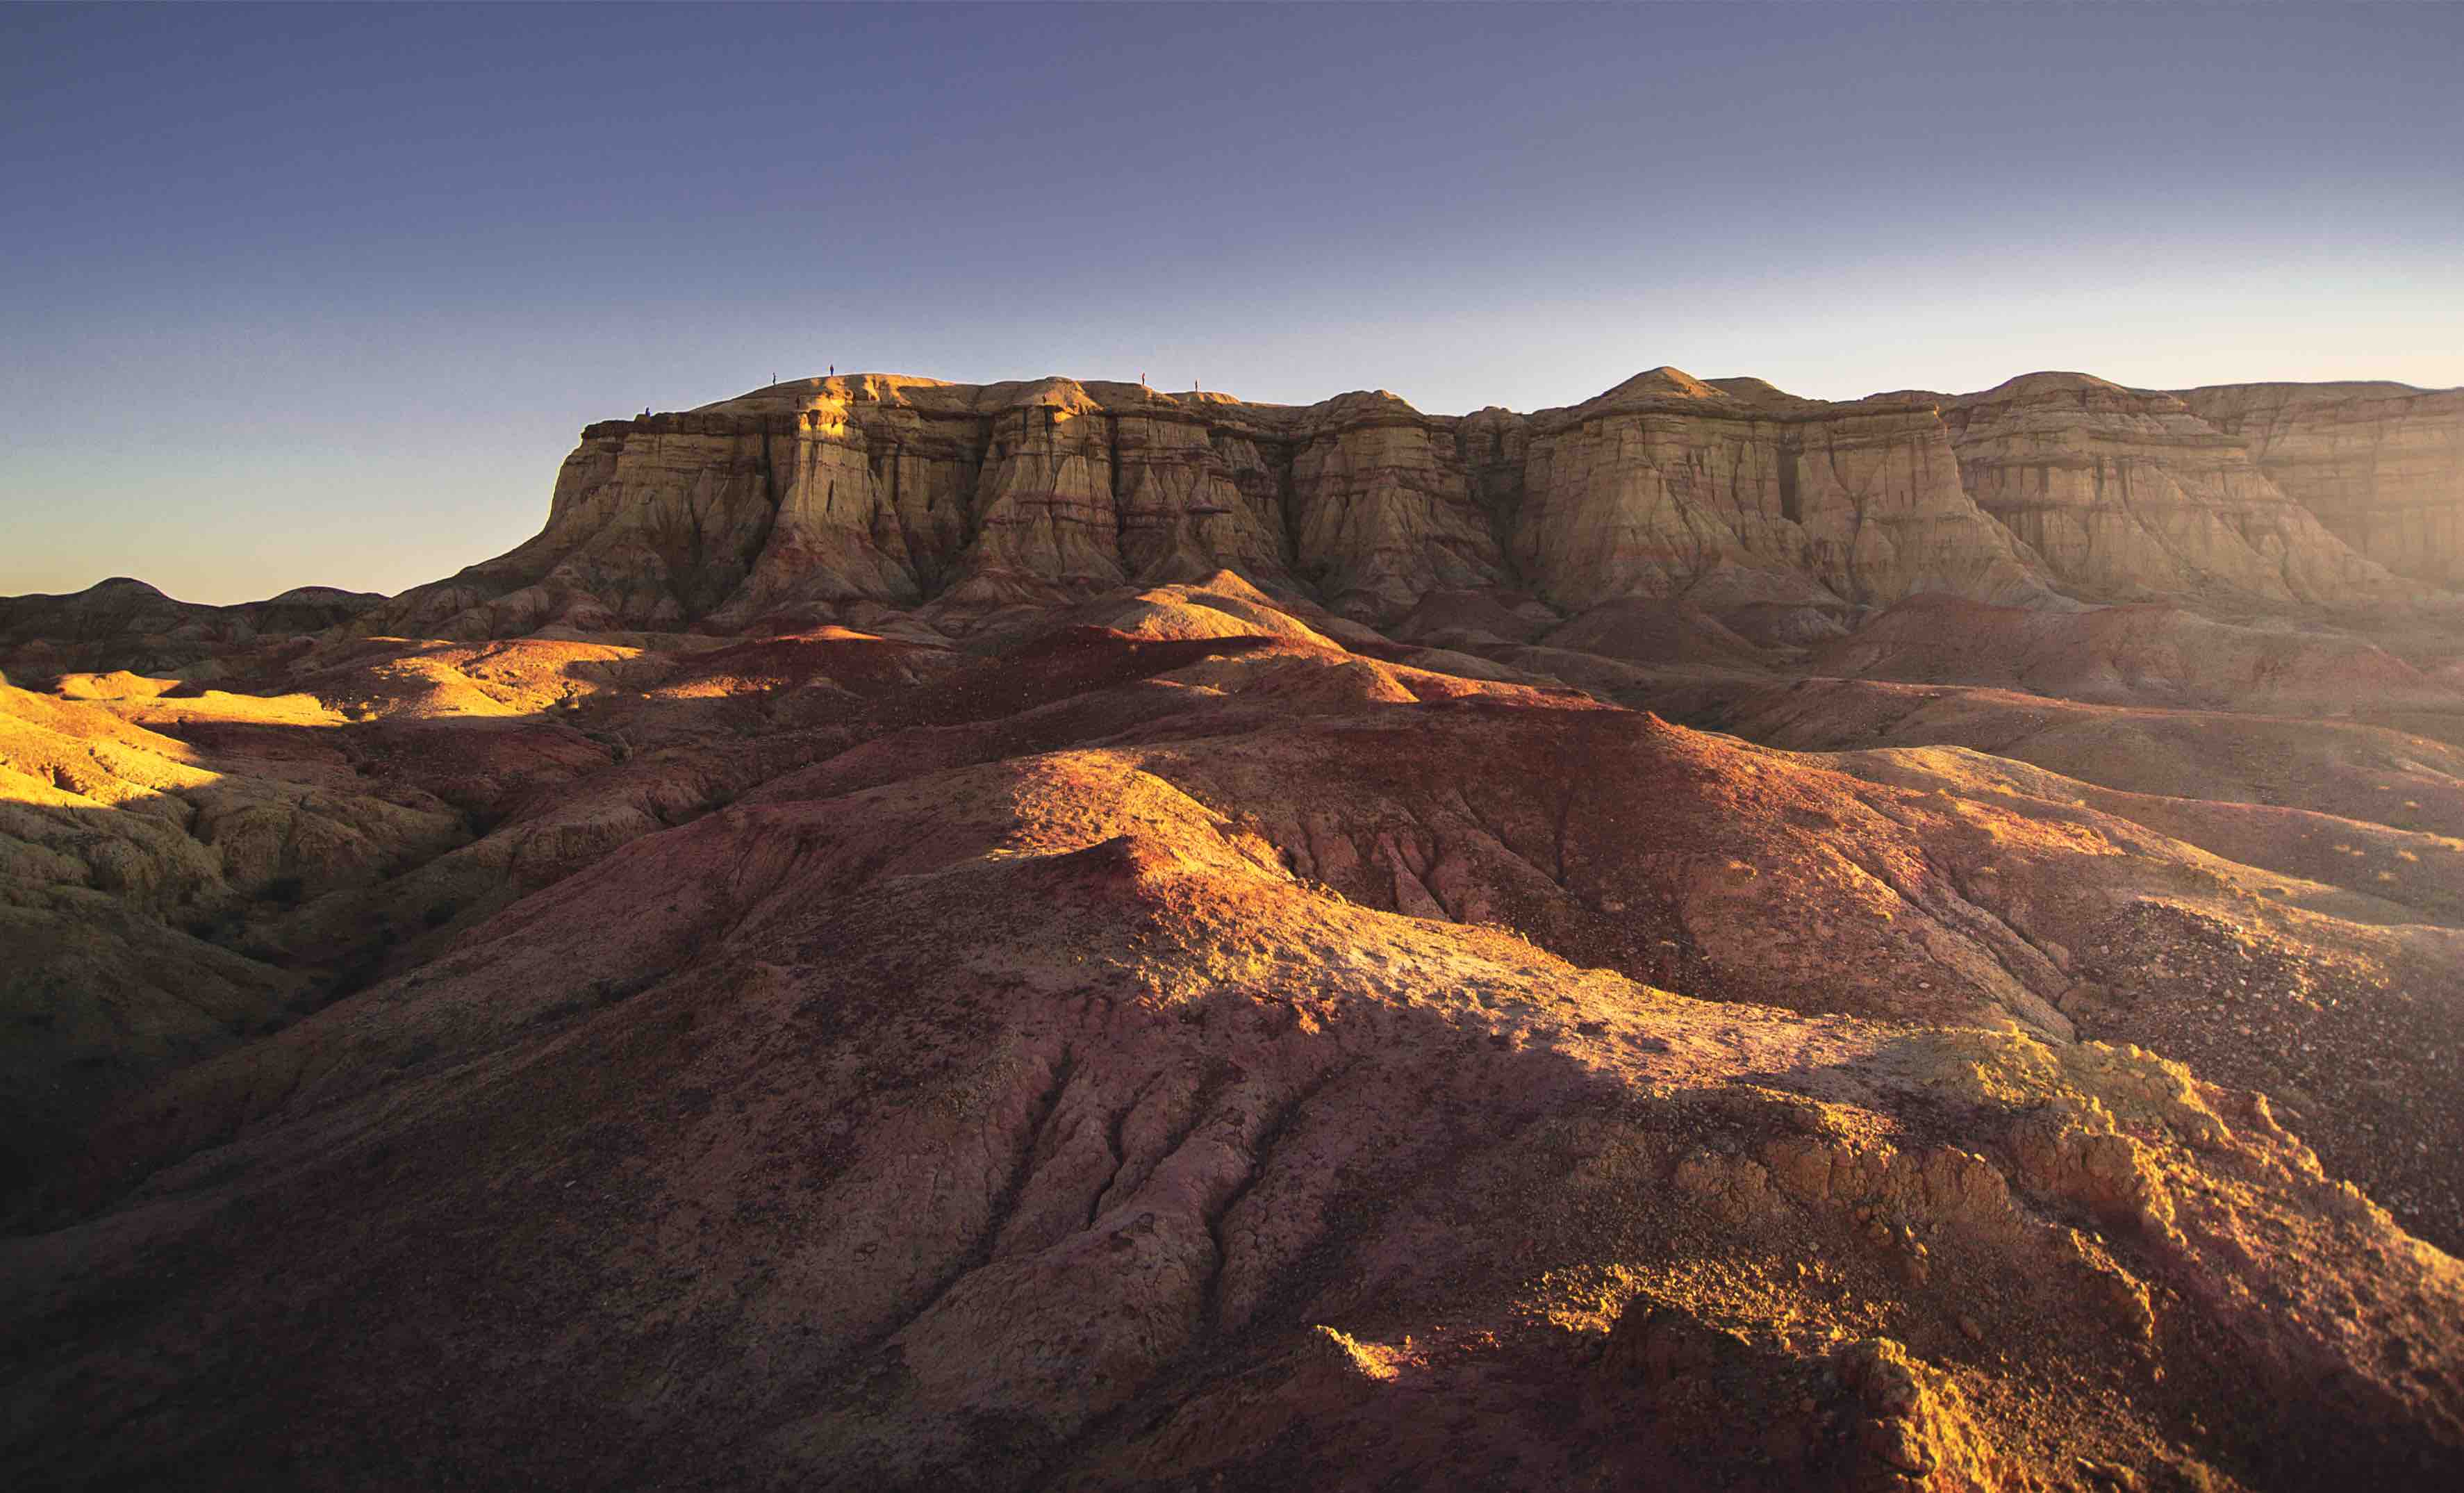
[5, 2, 2461, 604]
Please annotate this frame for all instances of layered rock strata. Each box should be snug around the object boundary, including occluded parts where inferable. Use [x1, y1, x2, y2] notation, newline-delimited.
[371, 377, 1376, 636]
[1940, 374, 2404, 603]
[1510, 368, 2051, 614]
[364, 371, 2053, 637]
[358, 367, 2458, 642]
[2179, 381, 2464, 589]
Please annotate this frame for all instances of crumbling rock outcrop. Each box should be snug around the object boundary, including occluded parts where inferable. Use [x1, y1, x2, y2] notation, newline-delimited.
[22, 368, 2460, 680]
[1512, 369, 2051, 616]
[368, 377, 1340, 636]
[2178, 381, 2464, 590]
[340, 365, 2461, 647]
[1940, 374, 2406, 603]
[348, 370, 2040, 642]
[1599, 1303, 2014, 1493]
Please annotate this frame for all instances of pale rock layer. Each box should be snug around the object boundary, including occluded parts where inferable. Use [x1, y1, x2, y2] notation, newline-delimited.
[2179, 381, 2464, 590]
[1289, 392, 1513, 616]
[356, 367, 2460, 642]
[1512, 369, 2051, 613]
[1940, 374, 2406, 604]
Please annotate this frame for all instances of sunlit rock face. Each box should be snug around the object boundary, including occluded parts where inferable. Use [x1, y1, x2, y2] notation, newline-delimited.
[1287, 391, 1515, 616]
[1510, 370, 2050, 616]
[367, 377, 1323, 633]
[1106, 399, 1298, 593]
[355, 366, 2457, 643]
[1940, 373, 2406, 604]
[947, 380, 1305, 609]
[949, 383, 1136, 606]
[374, 413, 794, 637]
[709, 394, 953, 621]
[2179, 381, 2464, 590]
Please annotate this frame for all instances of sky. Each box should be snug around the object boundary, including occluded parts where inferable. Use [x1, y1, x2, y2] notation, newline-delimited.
[4, 2, 2460, 604]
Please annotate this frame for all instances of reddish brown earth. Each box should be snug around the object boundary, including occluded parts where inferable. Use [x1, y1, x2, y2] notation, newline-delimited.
[6, 370, 2464, 1492]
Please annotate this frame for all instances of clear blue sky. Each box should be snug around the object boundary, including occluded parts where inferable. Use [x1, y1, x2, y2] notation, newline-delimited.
[6, 1, 2460, 602]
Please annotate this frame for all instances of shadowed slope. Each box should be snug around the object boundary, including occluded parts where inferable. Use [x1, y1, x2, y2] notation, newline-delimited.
[1810, 595, 2463, 714]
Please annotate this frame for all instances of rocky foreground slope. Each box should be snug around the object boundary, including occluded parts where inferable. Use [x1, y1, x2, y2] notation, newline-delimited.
[4, 366, 2464, 1492]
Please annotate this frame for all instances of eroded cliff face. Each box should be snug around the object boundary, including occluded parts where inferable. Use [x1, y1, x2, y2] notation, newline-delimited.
[372, 377, 1321, 636]
[1512, 370, 2051, 615]
[943, 382, 1311, 612]
[377, 414, 792, 638]
[359, 366, 2456, 642]
[2178, 381, 2464, 590]
[1289, 392, 1516, 616]
[1941, 374, 2406, 604]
